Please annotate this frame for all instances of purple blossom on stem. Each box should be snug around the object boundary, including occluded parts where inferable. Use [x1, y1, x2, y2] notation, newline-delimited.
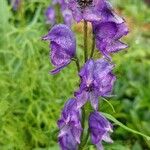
[68, 0, 103, 22]
[42, 0, 129, 148]
[89, 111, 113, 150]
[45, 6, 56, 25]
[68, 0, 122, 23]
[45, 0, 73, 27]
[58, 99, 82, 150]
[75, 58, 116, 110]
[11, 0, 20, 11]
[93, 21, 128, 59]
[42, 24, 76, 74]
[62, 7, 73, 27]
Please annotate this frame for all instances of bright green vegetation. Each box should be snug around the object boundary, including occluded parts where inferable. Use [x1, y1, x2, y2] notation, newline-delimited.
[0, 0, 150, 149]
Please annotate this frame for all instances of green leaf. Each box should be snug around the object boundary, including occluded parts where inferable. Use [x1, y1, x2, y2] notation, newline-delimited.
[102, 97, 116, 113]
[102, 112, 150, 141]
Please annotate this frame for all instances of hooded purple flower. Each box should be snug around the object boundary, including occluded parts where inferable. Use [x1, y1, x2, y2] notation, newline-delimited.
[89, 111, 113, 150]
[42, 24, 76, 74]
[11, 0, 20, 11]
[93, 21, 128, 59]
[45, 6, 56, 25]
[50, 0, 73, 27]
[68, 0, 121, 23]
[75, 58, 116, 110]
[58, 99, 82, 150]
[62, 7, 74, 27]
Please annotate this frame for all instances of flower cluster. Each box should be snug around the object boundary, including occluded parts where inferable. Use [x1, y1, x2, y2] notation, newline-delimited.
[43, 0, 128, 149]
[45, 0, 73, 27]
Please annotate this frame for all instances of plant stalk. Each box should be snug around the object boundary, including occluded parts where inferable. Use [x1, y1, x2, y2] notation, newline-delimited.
[90, 31, 95, 58]
[78, 20, 90, 150]
[78, 107, 86, 150]
[74, 56, 80, 72]
[84, 20, 88, 62]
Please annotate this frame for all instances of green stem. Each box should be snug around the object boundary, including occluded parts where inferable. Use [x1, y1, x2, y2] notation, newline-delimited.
[90, 32, 95, 58]
[84, 20, 88, 62]
[78, 107, 86, 150]
[82, 128, 90, 147]
[74, 56, 80, 72]
[56, 4, 62, 23]
[78, 20, 90, 150]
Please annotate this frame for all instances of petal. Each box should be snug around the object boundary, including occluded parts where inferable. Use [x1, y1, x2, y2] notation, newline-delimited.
[106, 40, 128, 53]
[114, 23, 129, 40]
[58, 129, 77, 150]
[60, 98, 77, 122]
[95, 39, 112, 59]
[50, 61, 71, 74]
[63, 98, 77, 112]
[68, 0, 83, 22]
[98, 73, 116, 97]
[72, 127, 82, 144]
[49, 41, 71, 64]
[75, 90, 89, 109]
[101, 7, 124, 23]
[57, 119, 65, 129]
[96, 142, 104, 150]
[89, 112, 113, 144]
[89, 112, 112, 131]
[94, 58, 114, 79]
[83, 8, 101, 22]
[89, 91, 99, 110]
[93, 20, 128, 59]
[58, 125, 70, 137]
[62, 8, 73, 27]
[43, 24, 76, 56]
[93, 22, 118, 39]
[50, 42, 71, 73]
[45, 6, 55, 25]
[90, 128, 106, 144]
[79, 59, 95, 87]
[102, 133, 113, 143]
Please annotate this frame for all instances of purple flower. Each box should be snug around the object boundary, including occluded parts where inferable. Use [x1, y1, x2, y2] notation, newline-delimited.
[75, 58, 116, 110]
[52, 0, 65, 5]
[68, 0, 121, 23]
[68, 0, 102, 22]
[62, 7, 73, 27]
[89, 111, 113, 150]
[58, 99, 82, 150]
[45, 6, 56, 25]
[42, 24, 76, 74]
[11, 0, 20, 11]
[93, 21, 128, 59]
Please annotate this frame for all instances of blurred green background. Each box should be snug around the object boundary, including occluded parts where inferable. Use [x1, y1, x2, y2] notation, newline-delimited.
[0, 0, 150, 149]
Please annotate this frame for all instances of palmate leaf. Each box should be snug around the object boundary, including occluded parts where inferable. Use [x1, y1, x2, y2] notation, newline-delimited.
[102, 112, 150, 141]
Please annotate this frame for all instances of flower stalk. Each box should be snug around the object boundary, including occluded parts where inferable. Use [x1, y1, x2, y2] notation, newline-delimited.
[84, 20, 88, 62]
[42, 0, 129, 149]
[73, 56, 80, 72]
[90, 30, 95, 58]
[78, 107, 86, 150]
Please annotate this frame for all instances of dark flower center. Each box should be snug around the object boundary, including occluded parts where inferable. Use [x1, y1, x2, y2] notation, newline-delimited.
[86, 84, 94, 92]
[77, 0, 93, 8]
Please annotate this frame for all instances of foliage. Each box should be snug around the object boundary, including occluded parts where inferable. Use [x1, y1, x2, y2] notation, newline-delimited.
[0, 0, 150, 149]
